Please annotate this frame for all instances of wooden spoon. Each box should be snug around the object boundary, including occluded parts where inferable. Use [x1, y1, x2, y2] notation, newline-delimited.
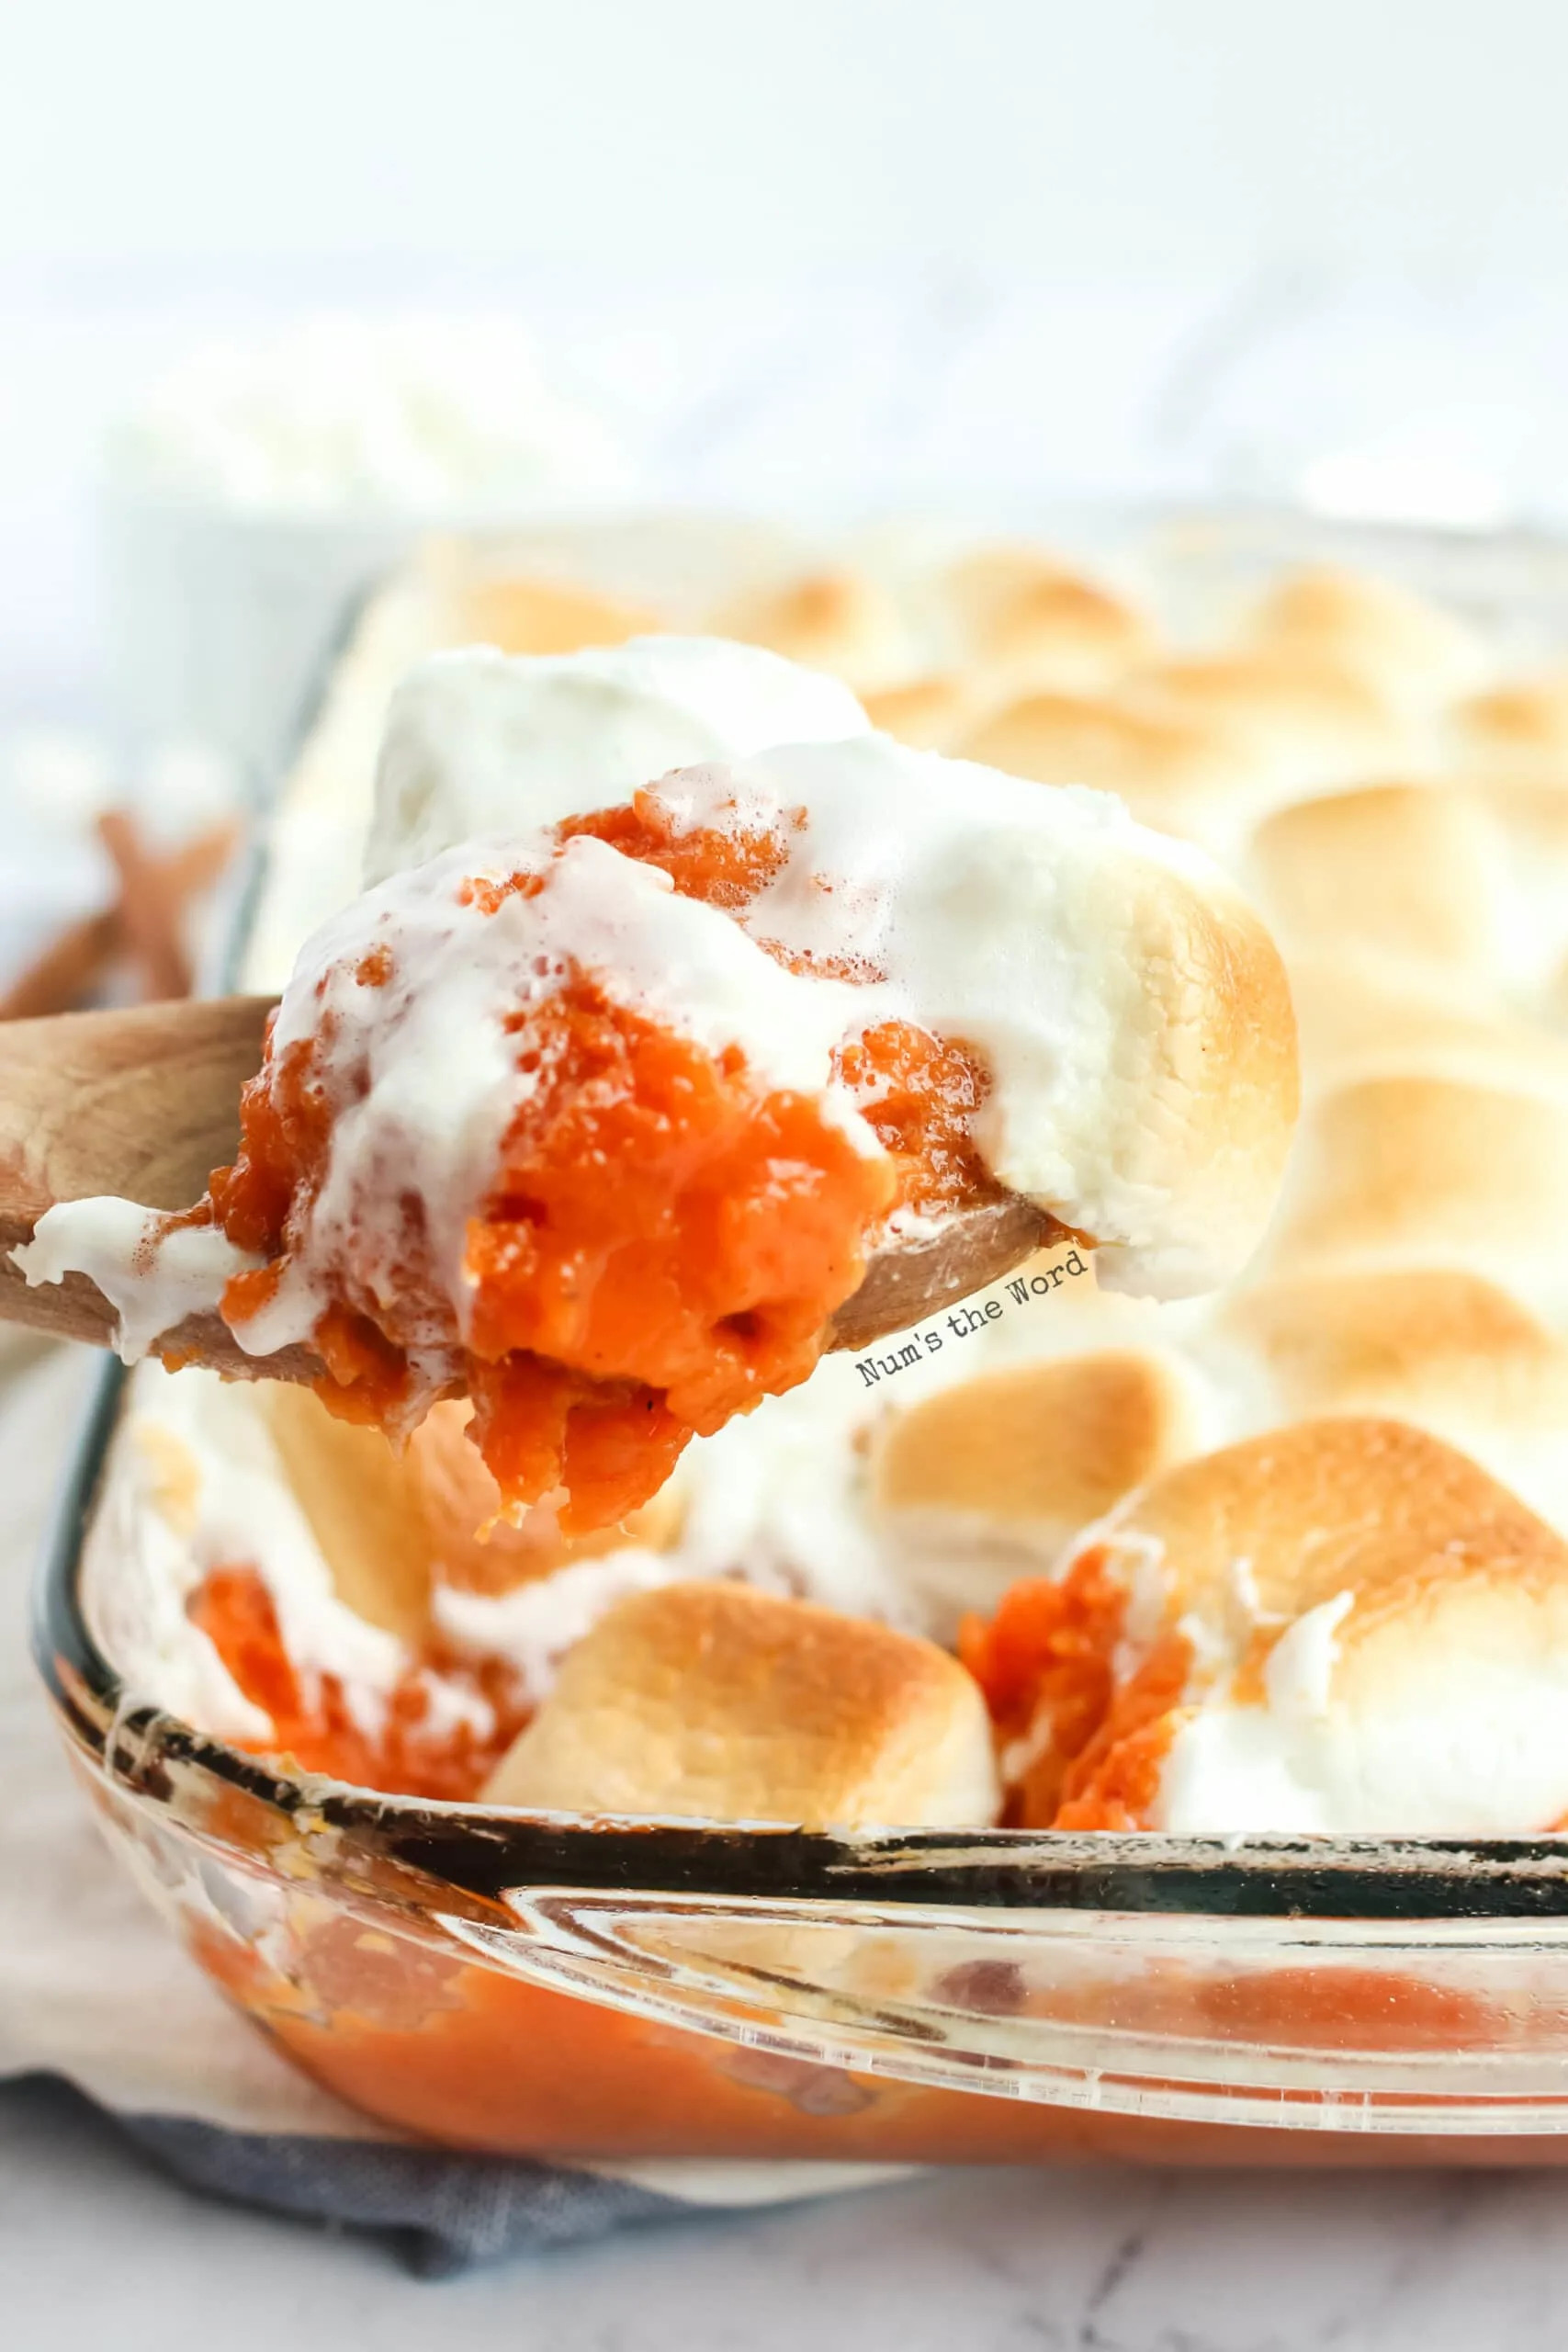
[0, 998, 1055, 1377]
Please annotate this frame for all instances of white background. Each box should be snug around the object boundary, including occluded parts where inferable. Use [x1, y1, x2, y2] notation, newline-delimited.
[6, 0, 1568, 277]
[9, 0, 1568, 710]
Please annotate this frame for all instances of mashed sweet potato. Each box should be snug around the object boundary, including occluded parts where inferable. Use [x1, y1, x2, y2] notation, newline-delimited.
[203, 791, 1003, 1532]
[961, 1551, 1192, 1829]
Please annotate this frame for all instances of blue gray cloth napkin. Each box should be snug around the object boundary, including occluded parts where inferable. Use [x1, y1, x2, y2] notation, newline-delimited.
[122, 2110, 689, 2275]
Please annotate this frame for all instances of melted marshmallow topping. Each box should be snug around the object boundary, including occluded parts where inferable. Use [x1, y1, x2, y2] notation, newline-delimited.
[365, 637, 872, 883]
[1150, 1594, 1568, 1837]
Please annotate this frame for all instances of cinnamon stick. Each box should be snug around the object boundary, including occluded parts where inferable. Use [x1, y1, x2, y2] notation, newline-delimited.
[0, 909, 122, 1023]
[0, 817, 242, 1023]
[96, 808, 193, 1001]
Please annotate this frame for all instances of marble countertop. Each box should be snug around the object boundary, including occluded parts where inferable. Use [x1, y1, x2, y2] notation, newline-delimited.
[6, 2075, 1567, 2350]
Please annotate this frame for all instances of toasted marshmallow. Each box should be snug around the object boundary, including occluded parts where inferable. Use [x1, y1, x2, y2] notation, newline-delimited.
[364, 637, 872, 884]
[455, 573, 661, 657]
[1266, 1073, 1568, 1309]
[1280, 947, 1568, 1093]
[957, 688, 1258, 850]
[1134, 651, 1406, 790]
[481, 1579, 999, 1827]
[953, 658, 1390, 856]
[1247, 783, 1510, 979]
[942, 547, 1154, 694]
[1244, 566, 1486, 709]
[85, 1369, 415, 1743]
[1448, 674, 1568, 779]
[869, 1346, 1210, 1623]
[263, 1385, 435, 1645]
[1465, 778, 1568, 991]
[863, 673, 987, 751]
[262, 1387, 684, 1637]
[1213, 1267, 1568, 1532]
[713, 569, 913, 693]
[1080, 1418, 1568, 1835]
[713, 735, 1300, 1297]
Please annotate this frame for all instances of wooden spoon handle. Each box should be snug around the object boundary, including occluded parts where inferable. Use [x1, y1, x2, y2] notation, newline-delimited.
[0, 995, 274, 1234]
[0, 996, 318, 1374]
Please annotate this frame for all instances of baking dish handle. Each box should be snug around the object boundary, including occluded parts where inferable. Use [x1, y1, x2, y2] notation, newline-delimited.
[430, 1881, 1568, 2127]
[438, 1882, 1045, 2099]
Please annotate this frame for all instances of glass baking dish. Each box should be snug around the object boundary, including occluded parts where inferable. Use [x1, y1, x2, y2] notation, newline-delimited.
[33, 503, 1568, 2166]
[33, 1361, 1568, 2165]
